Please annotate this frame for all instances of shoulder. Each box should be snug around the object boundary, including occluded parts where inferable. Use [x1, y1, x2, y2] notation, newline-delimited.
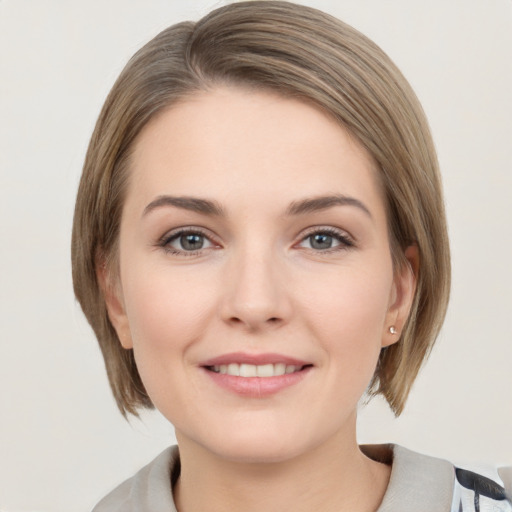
[362, 444, 512, 512]
[91, 446, 179, 512]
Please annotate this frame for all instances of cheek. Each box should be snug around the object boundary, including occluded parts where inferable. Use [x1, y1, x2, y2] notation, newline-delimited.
[121, 264, 215, 363]
[119, 264, 218, 413]
[303, 261, 391, 329]
[298, 261, 392, 371]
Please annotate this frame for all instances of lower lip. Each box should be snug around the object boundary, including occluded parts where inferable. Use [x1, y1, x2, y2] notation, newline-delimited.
[202, 367, 312, 397]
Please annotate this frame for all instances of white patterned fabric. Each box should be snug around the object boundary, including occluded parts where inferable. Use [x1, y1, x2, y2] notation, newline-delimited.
[451, 466, 512, 512]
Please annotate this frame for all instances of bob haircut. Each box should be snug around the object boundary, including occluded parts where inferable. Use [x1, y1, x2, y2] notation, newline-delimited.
[72, 0, 450, 417]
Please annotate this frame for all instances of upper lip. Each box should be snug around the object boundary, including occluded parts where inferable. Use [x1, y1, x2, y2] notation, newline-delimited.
[200, 352, 311, 367]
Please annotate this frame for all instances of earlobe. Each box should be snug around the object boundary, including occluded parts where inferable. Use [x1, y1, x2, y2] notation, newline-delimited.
[382, 245, 419, 347]
[96, 258, 133, 350]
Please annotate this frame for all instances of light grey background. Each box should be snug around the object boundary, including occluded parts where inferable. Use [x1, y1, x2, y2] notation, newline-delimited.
[1, 1, 511, 510]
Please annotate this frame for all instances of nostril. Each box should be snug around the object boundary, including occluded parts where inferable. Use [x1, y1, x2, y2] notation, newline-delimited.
[227, 316, 282, 328]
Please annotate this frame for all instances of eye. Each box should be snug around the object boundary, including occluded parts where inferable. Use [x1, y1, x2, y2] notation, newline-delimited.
[159, 228, 216, 255]
[297, 227, 354, 252]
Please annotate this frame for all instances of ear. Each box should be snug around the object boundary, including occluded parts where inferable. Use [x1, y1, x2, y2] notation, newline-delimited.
[96, 257, 133, 349]
[382, 245, 419, 347]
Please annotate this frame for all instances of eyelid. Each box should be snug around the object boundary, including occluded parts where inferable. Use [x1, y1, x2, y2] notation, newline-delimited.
[157, 226, 221, 255]
[155, 224, 355, 256]
[295, 225, 356, 251]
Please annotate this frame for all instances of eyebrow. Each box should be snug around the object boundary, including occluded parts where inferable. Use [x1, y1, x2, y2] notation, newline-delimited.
[142, 193, 372, 219]
[286, 194, 372, 218]
[142, 195, 225, 217]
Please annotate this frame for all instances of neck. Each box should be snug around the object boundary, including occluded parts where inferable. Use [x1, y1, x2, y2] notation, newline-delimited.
[173, 421, 390, 512]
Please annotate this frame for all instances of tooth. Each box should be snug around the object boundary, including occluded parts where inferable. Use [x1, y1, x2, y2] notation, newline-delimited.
[274, 363, 286, 376]
[239, 364, 257, 377]
[213, 362, 301, 377]
[256, 364, 274, 377]
[227, 363, 240, 376]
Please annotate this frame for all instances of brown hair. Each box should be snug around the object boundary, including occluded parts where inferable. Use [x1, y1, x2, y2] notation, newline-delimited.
[72, 0, 450, 417]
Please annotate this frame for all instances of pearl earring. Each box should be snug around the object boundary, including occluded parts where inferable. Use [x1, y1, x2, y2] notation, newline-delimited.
[389, 326, 397, 335]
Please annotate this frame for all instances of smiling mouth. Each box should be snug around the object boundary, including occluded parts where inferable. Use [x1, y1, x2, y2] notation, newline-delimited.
[206, 363, 310, 377]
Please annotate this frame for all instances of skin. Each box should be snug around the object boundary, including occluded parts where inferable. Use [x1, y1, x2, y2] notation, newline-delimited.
[103, 86, 417, 512]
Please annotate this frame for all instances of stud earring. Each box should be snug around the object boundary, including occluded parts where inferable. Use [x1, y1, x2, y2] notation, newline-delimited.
[389, 326, 397, 335]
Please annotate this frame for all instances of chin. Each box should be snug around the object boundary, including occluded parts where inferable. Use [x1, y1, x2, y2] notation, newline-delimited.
[210, 436, 308, 464]
[183, 417, 327, 465]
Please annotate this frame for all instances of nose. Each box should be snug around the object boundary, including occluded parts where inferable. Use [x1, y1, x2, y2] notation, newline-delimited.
[219, 247, 292, 331]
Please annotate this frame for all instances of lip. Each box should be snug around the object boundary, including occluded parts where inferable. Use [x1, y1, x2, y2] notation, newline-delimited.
[200, 352, 310, 367]
[200, 352, 313, 398]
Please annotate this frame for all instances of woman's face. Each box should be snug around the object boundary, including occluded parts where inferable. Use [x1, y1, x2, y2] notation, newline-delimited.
[106, 87, 415, 463]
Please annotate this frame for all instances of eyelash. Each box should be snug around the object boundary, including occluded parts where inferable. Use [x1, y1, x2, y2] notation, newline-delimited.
[157, 227, 218, 257]
[156, 226, 355, 257]
[296, 226, 355, 253]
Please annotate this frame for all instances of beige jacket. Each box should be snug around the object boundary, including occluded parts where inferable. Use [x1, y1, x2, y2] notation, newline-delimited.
[92, 444, 512, 512]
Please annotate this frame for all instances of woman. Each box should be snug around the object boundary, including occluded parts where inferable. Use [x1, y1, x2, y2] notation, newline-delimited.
[71, 2, 511, 510]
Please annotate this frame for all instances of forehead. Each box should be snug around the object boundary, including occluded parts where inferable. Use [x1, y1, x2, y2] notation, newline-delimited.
[127, 86, 385, 219]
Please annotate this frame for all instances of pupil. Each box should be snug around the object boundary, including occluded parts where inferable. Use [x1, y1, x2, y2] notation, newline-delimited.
[181, 234, 203, 250]
[311, 233, 332, 249]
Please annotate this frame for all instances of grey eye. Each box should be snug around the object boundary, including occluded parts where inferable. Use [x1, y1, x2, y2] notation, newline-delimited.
[179, 233, 206, 250]
[164, 231, 214, 253]
[309, 233, 334, 250]
[297, 229, 352, 252]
